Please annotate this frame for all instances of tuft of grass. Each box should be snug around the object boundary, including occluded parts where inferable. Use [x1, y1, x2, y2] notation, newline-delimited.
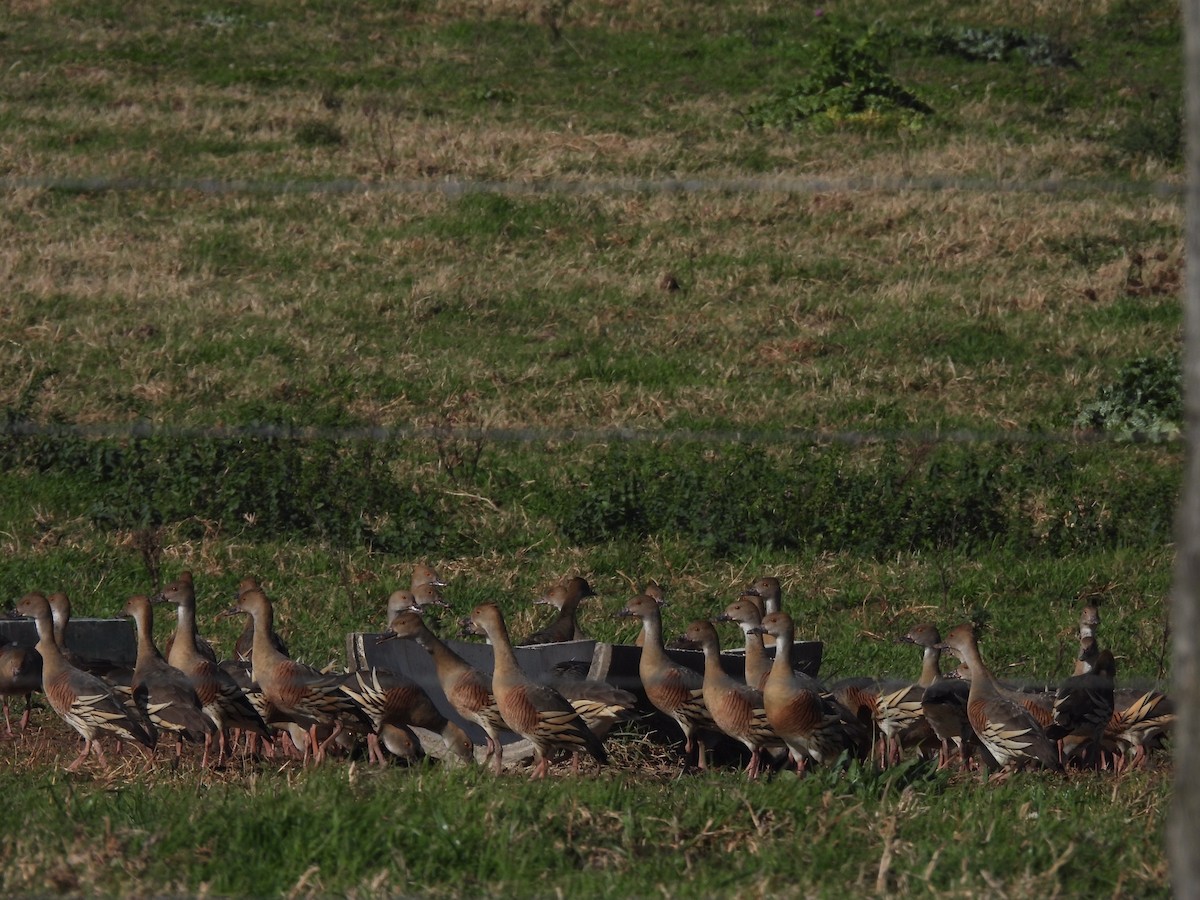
[294, 119, 345, 148]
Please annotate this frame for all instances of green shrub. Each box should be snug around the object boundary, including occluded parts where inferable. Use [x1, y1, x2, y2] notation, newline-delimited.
[744, 32, 932, 131]
[918, 26, 1077, 67]
[1109, 100, 1183, 165]
[549, 441, 1176, 558]
[294, 120, 345, 147]
[1075, 351, 1182, 442]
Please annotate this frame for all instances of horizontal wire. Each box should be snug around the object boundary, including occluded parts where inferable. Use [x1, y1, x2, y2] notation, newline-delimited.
[0, 174, 1187, 199]
[0, 420, 1176, 447]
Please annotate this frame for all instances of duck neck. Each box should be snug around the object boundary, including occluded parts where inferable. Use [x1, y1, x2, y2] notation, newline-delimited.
[133, 609, 163, 669]
[918, 645, 942, 688]
[251, 605, 287, 672]
[771, 627, 795, 671]
[637, 610, 668, 663]
[486, 619, 520, 683]
[50, 609, 68, 650]
[422, 628, 468, 675]
[174, 599, 200, 656]
[741, 625, 767, 670]
[699, 637, 729, 689]
[32, 610, 65, 671]
[958, 640, 996, 691]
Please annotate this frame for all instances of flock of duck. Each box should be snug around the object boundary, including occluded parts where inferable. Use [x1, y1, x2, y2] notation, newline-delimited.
[0, 565, 1175, 780]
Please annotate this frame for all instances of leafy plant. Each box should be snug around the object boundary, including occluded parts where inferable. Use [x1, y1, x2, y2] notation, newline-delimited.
[744, 31, 932, 130]
[1109, 97, 1183, 165]
[1075, 352, 1182, 442]
[919, 26, 1077, 67]
[471, 85, 516, 105]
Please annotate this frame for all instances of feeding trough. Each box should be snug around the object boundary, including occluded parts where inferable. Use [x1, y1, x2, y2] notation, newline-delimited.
[0, 616, 137, 667]
[345, 631, 823, 766]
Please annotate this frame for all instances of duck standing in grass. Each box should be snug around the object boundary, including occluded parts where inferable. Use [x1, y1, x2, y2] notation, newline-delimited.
[15, 591, 155, 771]
[679, 618, 779, 780]
[462, 602, 606, 778]
[936, 623, 1062, 776]
[124, 594, 216, 763]
[383, 610, 510, 772]
[224, 587, 371, 764]
[153, 577, 271, 766]
[618, 593, 719, 771]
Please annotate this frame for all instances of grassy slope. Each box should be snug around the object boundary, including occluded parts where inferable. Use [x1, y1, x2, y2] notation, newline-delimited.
[0, 0, 1184, 894]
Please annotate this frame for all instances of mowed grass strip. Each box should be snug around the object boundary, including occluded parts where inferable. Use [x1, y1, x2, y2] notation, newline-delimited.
[0, 186, 1181, 432]
[0, 737, 1170, 898]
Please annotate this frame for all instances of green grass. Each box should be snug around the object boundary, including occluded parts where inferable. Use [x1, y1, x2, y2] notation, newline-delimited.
[0, 0, 1186, 894]
[0, 757, 1170, 897]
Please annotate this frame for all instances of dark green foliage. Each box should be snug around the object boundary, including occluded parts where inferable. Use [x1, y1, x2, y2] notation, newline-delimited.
[0, 423, 1173, 566]
[744, 31, 932, 130]
[1075, 352, 1182, 442]
[0, 426, 450, 555]
[294, 119, 344, 147]
[547, 444, 788, 556]
[0, 408, 1180, 560]
[918, 26, 1077, 68]
[1109, 98, 1183, 165]
[550, 441, 1177, 558]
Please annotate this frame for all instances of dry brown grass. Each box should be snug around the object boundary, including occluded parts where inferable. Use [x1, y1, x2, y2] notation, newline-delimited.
[1, 0, 1182, 435]
[3, 181, 1178, 433]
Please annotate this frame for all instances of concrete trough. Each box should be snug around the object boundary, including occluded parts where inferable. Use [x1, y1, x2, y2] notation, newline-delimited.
[0, 617, 138, 668]
[346, 632, 823, 766]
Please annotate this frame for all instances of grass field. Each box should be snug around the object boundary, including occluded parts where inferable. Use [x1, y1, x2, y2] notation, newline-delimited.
[0, 0, 1185, 895]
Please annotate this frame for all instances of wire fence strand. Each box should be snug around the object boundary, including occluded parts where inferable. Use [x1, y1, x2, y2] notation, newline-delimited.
[0, 174, 1188, 199]
[0, 420, 1178, 447]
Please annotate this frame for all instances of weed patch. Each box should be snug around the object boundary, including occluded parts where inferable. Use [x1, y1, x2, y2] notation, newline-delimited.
[294, 119, 345, 148]
[1076, 351, 1182, 442]
[1109, 97, 1184, 166]
[745, 30, 932, 131]
[917, 25, 1077, 68]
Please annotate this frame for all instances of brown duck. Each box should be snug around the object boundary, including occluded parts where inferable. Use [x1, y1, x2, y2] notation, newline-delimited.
[463, 602, 606, 778]
[679, 618, 779, 779]
[936, 623, 1062, 775]
[617, 593, 718, 770]
[15, 592, 155, 771]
